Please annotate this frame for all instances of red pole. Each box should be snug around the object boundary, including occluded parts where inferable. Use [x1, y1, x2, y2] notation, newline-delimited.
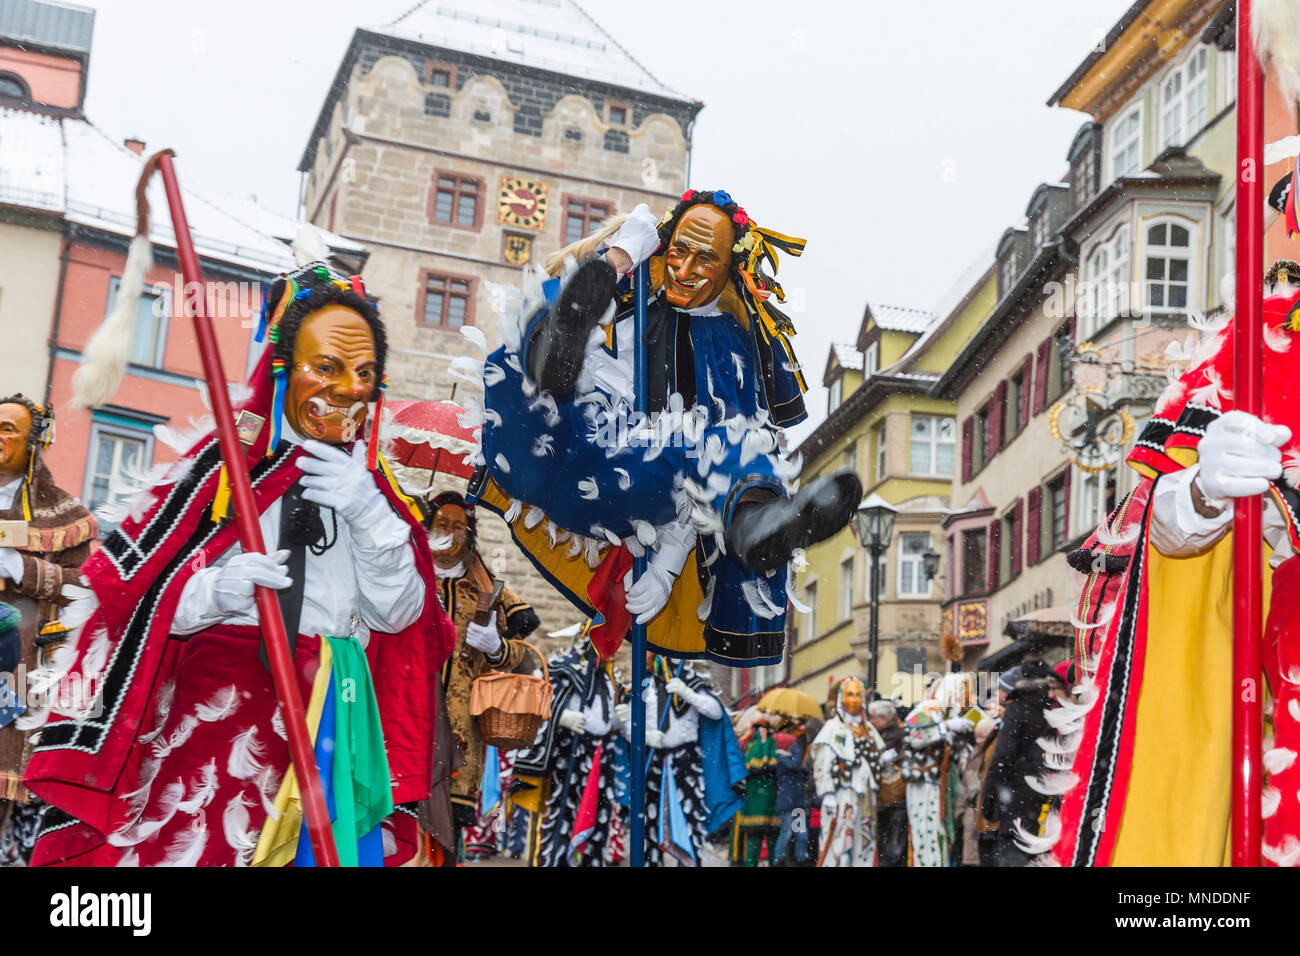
[155, 153, 340, 867]
[1233, 0, 1264, 868]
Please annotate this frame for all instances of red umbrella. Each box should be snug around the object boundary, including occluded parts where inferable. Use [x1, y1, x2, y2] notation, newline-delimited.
[382, 400, 479, 482]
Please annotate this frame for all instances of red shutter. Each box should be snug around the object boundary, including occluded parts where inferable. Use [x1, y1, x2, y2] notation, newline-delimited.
[1010, 497, 1024, 578]
[1026, 486, 1042, 566]
[987, 519, 1001, 591]
[988, 381, 1007, 454]
[961, 416, 974, 482]
[1019, 353, 1034, 427]
[1032, 337, 1051, 415]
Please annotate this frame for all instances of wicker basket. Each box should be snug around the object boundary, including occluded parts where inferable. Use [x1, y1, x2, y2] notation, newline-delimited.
[470, 641, 552, 751]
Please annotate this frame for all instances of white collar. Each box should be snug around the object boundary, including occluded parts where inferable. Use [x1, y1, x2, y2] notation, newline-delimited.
[0, 475, 22, 511]
[434, 560, 465, 579]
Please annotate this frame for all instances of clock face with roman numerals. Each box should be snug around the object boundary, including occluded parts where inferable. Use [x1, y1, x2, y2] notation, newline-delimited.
[497, 177, 549, 231]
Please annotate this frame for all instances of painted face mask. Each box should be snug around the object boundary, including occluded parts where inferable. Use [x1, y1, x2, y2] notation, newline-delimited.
[840, 679, 865, 718]
[428, 503, 470, 566]
[0, 403, 32, 477]
[663, 204, 734, 310]
[284, 304, 377, 444]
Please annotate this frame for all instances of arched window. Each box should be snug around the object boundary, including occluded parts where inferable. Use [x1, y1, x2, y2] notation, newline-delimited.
[1160, 47, 1209, 148]
[0, 72, 29, 102]
[1144, 218, 1195, 313]
[1082, 224, 1130, 336]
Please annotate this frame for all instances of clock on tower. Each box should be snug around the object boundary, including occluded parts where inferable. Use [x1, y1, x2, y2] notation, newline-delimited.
[497, 177, 549, 231]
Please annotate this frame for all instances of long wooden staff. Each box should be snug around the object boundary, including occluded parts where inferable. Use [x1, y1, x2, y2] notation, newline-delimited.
[155, 152, 339, 866]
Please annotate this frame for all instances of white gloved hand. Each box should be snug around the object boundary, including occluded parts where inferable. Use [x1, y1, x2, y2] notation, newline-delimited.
[646, 729, 666, 749]
[942, 717, 974, 737]
[297, 440, 382, 525]
[664, 677, 694, 702]
[210, 550, 292, 617]
[0, 548, 22, 584]
[820, 794, 837, 820]
[1195, 411, 1291, 502]
[465, 613, 502, 655]
[879, 747, 898, 765]
[558, 709, 587, 734]
[614, 702, 631, 727]
[624, 566, 674, 625]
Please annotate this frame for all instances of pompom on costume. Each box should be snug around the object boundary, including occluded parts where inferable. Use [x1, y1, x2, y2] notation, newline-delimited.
[22, 262, 456, 867]
[1054, 281, 1300, 866]
[469, 189, 840, 667]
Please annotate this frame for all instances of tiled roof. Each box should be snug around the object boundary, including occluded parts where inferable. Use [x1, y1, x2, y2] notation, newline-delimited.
[865, 302, 936, 333]
[830, 343, 862, 370]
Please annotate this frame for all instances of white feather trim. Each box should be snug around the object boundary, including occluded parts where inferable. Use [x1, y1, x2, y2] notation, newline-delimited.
[271, 705, 286, 742]
[226, 725, 267, 781]
[158, 811, 208, 867]
[1264, 785, 1282, 819]
[504, 498, 523, 523]
[1264, 747, 1297, 775]
[1263, 835, 1300, 868]
[614, 467, 631, 491]
[195, 685, 240, 723]
[1254, 0, 1300, 105]
[460, 325, 489, 357]
[176, 759, 219, 814]
[578, 477, 599, 500]
[152, 714, 199, 759]
[256, 765, 282, 822]
[223, 793, 257, 866]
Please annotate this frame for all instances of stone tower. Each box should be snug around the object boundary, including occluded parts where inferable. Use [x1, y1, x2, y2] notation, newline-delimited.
[299, 0, 701, 643]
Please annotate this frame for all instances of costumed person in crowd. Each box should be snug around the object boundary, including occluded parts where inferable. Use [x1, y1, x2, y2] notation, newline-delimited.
[511, 625, 628, 866]
[773, 718, 810, 866]
[980, 660, 1054, 867]
[960, 717, 999, 867]
[0, 395, 96, 864]
[421, 489, 539, 862]
[462, 745, 513, 861]
[811, 676, 885, 867]
[867, 698, 909, 867]
[1052, 261, 1300, 867]
[900, 700, 972, 867]
[467, 189, 861, 669]
[23, 259, 454, 866]
[732, 713, 778, 865]
[640, 652, 744, 866]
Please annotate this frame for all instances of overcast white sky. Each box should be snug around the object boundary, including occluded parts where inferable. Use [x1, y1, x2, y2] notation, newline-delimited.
[82, 0, 1133, 443]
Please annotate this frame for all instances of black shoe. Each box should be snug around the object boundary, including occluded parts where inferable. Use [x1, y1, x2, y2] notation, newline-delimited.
[727, 471, 863, 575]
[525, 258, 618, 399]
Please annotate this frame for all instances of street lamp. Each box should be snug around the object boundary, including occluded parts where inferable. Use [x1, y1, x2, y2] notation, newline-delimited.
[855, 493, 897, 692]
[922, 547, 941, 582]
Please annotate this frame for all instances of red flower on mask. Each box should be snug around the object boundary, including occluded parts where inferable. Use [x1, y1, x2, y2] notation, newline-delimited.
[733, 207, 749, 227]
[681, 189, 696, 202]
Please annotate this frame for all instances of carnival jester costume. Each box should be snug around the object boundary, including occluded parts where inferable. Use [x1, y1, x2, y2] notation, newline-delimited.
[23, 263, 455, 866]
[468, 190, 861, 666]
[812, 677, 885, 867]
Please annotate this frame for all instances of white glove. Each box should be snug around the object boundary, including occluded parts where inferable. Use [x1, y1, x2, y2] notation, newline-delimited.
[614, 703, 631, 727]
[210, 550, 292, 617]
[606, 203, 661, 273]
[558, 709, 587, 734]
[820, 794, 837, 820]
[0, 548, 22, 584]
[624, 566, 674, 625]
[942, 717, 974, 737]
[664, 677, 694, 702]
[1195, 411, 1291, 502]
[879, 747, 898, 765]
[465, 613, 502, 655]
[297, 440, 382, 525]
[646, 728, 666, 749]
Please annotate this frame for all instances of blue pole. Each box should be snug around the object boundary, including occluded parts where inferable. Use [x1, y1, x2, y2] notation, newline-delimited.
[629, 261, 650, 867]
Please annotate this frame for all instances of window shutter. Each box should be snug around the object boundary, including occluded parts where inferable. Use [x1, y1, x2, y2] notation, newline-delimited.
[1020, 353, 1034, 426]
[1062, 466, 1073, 543]
[988, 519, 1001, 591]
[1032, 337, 1051, 415]
[1026, 486, 1042, 566]
[1064, 315, 1078, 392]
[961, 416, 974, 482]
[1010, 497, 1024, 578]
[989, 381, 1007, 454]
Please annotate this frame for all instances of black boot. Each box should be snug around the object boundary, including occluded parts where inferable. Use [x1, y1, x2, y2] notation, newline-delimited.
[726, 471, 863, 575]
[525, 258, 618, 399]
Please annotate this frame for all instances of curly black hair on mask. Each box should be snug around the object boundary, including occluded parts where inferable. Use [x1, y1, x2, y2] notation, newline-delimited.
[0, 393, 53, 460]
[262, 262, 388, 400]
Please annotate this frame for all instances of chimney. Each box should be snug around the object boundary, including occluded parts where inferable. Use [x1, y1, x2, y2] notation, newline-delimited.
[124, 138, 145, 156]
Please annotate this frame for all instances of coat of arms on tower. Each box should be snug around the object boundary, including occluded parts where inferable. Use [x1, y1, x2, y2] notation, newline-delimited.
[502, 232, 533, 266]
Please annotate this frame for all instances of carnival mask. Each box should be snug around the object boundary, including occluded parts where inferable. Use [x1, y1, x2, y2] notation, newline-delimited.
[285, 304, 377, 445]
[0, 404, 31, 477]
[841, 680, 865, 717]
[663, 204, 734, 310]
[428, 502, 470, 568]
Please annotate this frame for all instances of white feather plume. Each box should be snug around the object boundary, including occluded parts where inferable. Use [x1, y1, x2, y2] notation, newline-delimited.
[460, 325, 489, 357]
[1254, 0, 1300, 105]
[223, 793, 257, 866]
[176, 759, 219, 814]
[1265, 747, 1297, 775]
[271, 705, 286, 742]
[159, 811, 209, 867]
[195, 685, 240, 723]
[72, 233, 153, 409]
[504, 498, 523, 523]
[256, 765, 282, 822]
[226, 725, 266, 781]
[1264, 785, 1282, 819]
[1263, 835, 1300, 868]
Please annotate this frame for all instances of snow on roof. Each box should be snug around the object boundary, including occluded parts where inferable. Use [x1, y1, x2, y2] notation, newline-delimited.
[865, 302, 936, 333]
[892, 241, 997, 369]
[830, 343, 862, 371]
[0, 106, 64, 212]
[375, 0, 693, 101]
[0, 108, 359, 275]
